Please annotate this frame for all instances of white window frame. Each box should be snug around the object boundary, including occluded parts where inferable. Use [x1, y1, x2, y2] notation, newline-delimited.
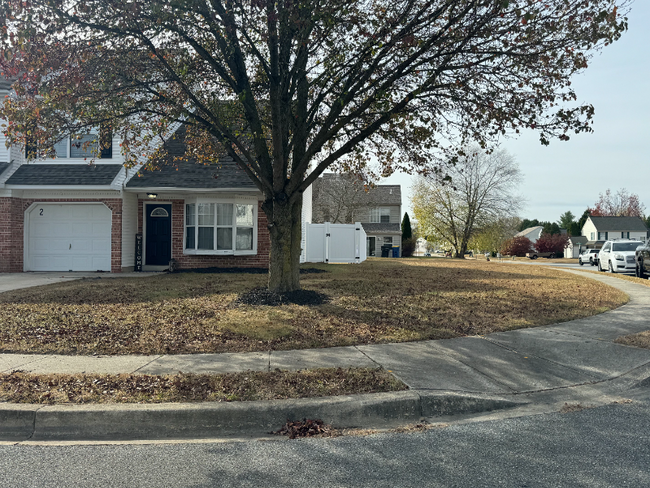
[370, 207, 391, 223]
[183, 198, 257, 256]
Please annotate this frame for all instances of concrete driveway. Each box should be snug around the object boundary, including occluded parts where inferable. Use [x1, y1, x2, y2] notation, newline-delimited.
[0, 272, 160, 294]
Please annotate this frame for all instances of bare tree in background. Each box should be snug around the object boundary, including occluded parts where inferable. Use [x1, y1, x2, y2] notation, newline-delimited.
[311, 175, 381, 223]
[412, 148, 523, 258]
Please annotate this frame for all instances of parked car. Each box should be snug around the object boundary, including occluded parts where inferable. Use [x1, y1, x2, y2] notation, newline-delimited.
[578, 249, 600, 266]
[635, 241, 650, 278]
[526, 251, 555, 259]
[597, 239, 642, 273]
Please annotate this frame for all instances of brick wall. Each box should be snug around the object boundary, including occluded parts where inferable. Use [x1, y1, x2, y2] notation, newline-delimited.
[0, 198, 123, 273]
[138, 199, 271, 269]
[0, 197, 25, 272]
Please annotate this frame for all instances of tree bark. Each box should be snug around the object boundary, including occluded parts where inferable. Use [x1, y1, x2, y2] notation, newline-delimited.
[266, 197, 303, 292]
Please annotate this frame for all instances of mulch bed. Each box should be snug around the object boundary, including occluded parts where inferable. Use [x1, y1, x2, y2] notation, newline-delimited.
[232, 287, 331, 306]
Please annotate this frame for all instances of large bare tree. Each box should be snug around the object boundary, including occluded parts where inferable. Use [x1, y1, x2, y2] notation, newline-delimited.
[0, 0, 628, 290]
[412, 147, 522, 257]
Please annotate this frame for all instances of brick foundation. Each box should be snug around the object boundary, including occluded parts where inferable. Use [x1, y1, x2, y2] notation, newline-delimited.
[138, 199, 270, 269]
[0, 198, 123, 273]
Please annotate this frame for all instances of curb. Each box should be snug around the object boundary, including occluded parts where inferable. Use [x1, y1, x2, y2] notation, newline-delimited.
[0, 391, 525, 442]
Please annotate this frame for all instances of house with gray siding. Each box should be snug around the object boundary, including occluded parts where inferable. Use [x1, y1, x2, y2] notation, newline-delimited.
[310, 173, 402, 257]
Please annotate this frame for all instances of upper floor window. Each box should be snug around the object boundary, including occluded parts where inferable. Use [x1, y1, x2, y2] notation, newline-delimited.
[370, 207, 390, 223]
[26, 126, 112, 160]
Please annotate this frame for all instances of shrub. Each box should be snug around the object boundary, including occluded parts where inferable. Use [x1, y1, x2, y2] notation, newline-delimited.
[535, 233, 569, 255]
[501, 236, 533, 257]
[401, 238, 416, 257]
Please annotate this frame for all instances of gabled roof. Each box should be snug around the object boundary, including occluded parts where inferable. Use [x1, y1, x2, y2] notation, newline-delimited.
[313, 174, 401, 206]
[5, 164, 122, 186]
[125, 126, 258, 190]
[588, 216, 648, 232]
[568, 236, 588, 245]
[361, 223, 402, 234]
[0, 162, 9, 177]
[515, 226, 543, 238]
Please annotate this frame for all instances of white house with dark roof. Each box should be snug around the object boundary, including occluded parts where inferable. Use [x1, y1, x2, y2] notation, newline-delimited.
[0, 110, 269, 272]
[582, 216, 648, 248]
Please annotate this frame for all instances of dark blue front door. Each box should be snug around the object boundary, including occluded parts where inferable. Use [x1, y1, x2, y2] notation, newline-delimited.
[145, 204, 172, 265]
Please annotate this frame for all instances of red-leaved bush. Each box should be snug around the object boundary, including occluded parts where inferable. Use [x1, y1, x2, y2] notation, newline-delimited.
[535, 233, 569, 255]
[501, 236, 533, 257]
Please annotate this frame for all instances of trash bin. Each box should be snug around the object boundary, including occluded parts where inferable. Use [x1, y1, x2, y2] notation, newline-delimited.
[381, 245, 391, 258]
[392, 246, 400, 258]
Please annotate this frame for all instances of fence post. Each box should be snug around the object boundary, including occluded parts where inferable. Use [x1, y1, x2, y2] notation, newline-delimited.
[324, 222, 330, 263]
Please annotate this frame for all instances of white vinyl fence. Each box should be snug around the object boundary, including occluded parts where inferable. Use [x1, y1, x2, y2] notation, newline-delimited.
[301, 222, 367, 264]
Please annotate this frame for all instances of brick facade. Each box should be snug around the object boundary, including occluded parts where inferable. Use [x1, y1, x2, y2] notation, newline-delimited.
[0, 197, 25, 272]
[0, 197, 123, 273]
[138, 199, 270, 269]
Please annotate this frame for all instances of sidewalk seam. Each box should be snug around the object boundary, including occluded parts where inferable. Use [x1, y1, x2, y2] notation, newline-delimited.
[131, 355, 164, 374]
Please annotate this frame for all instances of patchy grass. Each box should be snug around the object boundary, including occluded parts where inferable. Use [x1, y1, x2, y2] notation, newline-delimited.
[0, 367, 406, 405]
[615, 330, 650, 349]
[0, 259, 628, 355]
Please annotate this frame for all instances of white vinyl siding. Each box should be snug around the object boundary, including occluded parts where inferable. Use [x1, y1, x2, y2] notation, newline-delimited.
[121, 192, 138, 269]
[0, 118, 9, 163]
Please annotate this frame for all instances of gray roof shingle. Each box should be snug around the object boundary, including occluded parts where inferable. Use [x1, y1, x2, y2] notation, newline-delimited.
[5, 164, 121, 186]
[589, 216, 648, 232]
[362, 223, 402, 234]
[568, 236, 588, 244]
[0, 162, 9, 177]
[126, 126, 257, 190]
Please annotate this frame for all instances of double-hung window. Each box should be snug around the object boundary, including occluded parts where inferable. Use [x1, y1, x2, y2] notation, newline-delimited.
[370, 208, 391, 223]
[185, 200, 256, 254]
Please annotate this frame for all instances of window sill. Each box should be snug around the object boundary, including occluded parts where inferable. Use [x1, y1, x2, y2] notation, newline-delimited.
[183, 250, 257, 256]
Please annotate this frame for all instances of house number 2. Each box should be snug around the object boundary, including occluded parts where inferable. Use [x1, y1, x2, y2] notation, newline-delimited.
[39, 209, 43, 216]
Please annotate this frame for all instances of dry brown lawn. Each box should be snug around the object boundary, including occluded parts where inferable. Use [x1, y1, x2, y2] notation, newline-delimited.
[0, 258, 627, 355]
[0, 367, 405, 404]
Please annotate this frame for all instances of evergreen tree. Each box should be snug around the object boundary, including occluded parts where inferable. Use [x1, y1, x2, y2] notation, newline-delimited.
[401, 213, 413, 241]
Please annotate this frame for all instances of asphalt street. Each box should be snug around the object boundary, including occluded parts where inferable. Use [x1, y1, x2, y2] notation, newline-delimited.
[2, 390, 650, 488]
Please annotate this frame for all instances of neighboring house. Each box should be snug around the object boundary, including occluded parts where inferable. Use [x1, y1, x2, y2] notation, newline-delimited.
[564, 235, 588, 258]
[514, 225, 544, 245]
[310, 174, 402, 257]
[581, 216, 648, 249]
[0, 112, 269, 272]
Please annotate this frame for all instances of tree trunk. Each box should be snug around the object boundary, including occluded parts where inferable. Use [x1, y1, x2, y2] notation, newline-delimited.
[266, 197, 303, 292]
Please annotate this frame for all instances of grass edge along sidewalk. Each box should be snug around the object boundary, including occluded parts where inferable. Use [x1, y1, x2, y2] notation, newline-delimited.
[0, 259, 629, 355]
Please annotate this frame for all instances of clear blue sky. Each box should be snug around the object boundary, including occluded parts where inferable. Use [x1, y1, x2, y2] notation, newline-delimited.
[383, 1, 649, 224]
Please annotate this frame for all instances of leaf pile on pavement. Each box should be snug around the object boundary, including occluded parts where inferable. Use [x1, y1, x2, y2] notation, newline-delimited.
[0, 367, 406, 405]
[615, 330, 650, 349]
[272, 418, 333, 439]
[0, 259, 628, 355]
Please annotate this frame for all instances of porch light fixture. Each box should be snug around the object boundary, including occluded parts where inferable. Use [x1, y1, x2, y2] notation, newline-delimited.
[147, 193, 158, 199]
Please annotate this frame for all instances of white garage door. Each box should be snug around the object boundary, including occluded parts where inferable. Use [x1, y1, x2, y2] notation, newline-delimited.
[27, 204, 112, 272]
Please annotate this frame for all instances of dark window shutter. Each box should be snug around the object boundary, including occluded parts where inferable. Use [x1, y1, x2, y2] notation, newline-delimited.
[100, 126, 112, 158]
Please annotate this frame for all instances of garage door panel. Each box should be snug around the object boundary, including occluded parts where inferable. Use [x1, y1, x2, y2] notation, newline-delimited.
[92, 239, 111, 252]
[27, 204, 112, 272]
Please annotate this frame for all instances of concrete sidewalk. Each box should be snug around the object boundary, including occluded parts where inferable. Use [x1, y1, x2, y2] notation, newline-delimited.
[0, 271, 159, 294]
[3, 268, 650, 441]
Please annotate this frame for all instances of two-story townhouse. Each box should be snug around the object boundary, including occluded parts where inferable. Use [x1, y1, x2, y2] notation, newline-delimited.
[0, 108, 270, 273]
[310, 173, 402, 257]
[582, 216, 648, 249]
